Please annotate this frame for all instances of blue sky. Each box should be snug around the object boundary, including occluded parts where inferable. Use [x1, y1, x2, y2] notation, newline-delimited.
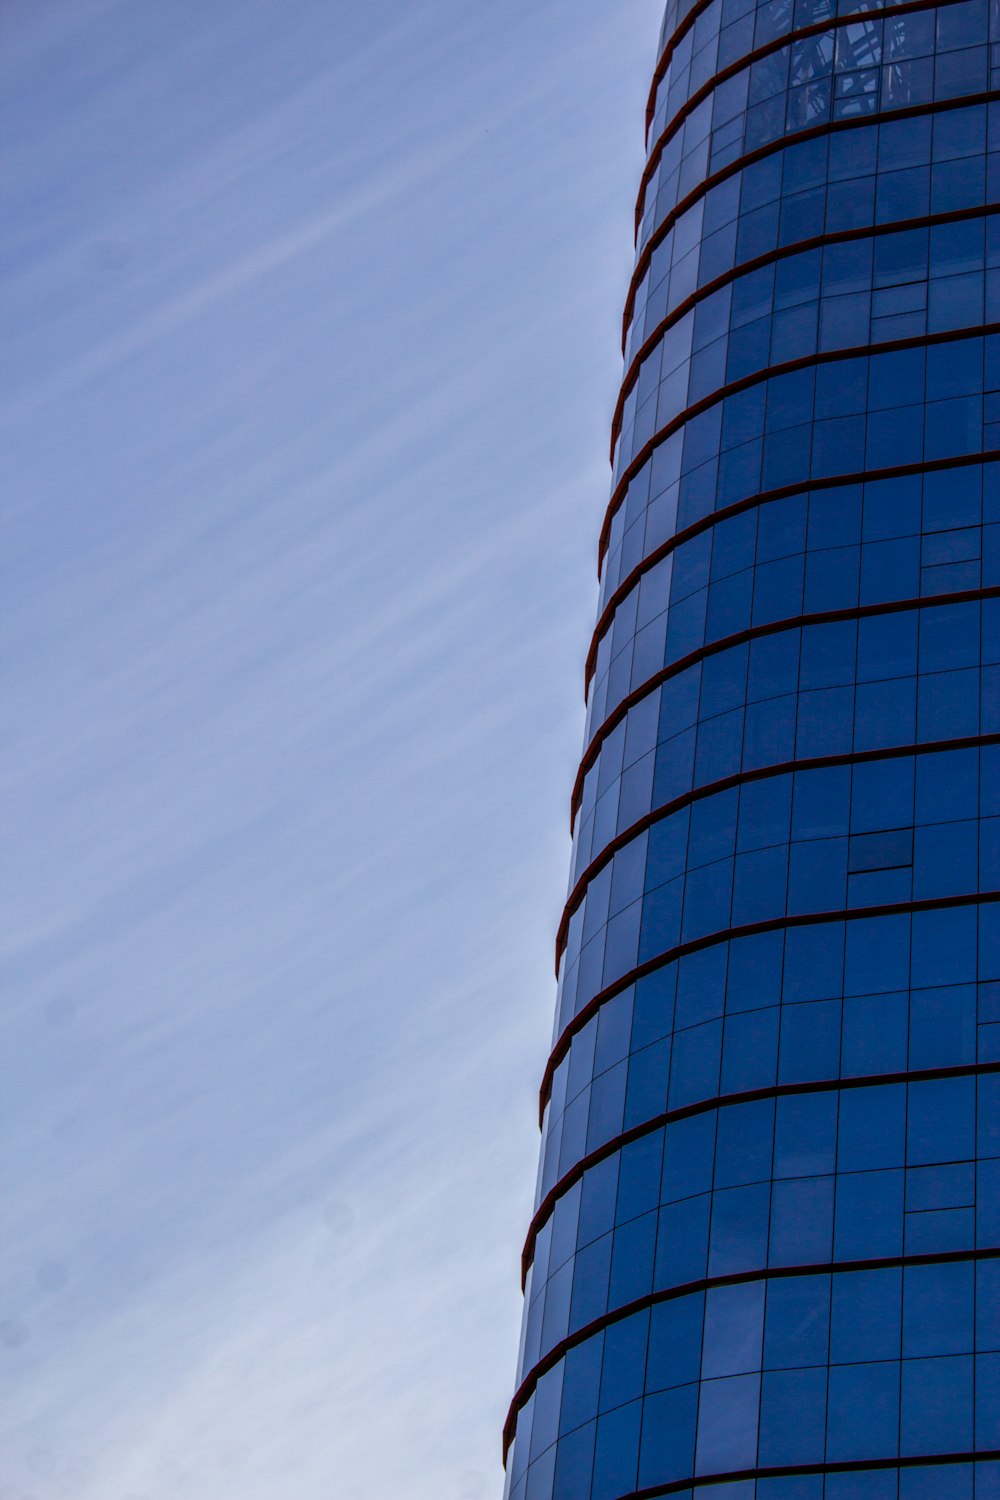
[1, 2, 662, 1494]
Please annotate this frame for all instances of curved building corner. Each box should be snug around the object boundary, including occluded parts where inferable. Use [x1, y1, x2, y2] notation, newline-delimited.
[505, 1, 1000, 1497]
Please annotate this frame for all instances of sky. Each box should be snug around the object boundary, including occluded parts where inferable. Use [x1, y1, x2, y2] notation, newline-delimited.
[0, 3, 663, 1496]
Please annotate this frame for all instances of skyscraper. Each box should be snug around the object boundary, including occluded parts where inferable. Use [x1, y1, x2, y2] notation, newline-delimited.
[504, 1, 999, 1496]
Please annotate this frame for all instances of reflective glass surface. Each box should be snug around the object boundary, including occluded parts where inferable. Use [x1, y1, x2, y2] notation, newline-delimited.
[506, 1, 999, 1496]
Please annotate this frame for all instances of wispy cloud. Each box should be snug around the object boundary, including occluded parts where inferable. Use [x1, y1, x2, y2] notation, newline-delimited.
[1, 1, 663, 1495]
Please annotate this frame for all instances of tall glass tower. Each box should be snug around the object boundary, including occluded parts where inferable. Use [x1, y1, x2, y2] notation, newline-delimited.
[504, 1, 999, 1497]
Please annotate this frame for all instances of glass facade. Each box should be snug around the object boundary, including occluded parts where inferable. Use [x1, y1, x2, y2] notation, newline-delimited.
[504, 0, 1000, 1495]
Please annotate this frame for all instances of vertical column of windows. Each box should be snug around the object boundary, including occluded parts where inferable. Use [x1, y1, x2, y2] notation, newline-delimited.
[505, 3, 999, 1497]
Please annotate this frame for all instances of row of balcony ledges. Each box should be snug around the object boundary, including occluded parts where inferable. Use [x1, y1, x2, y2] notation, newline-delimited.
[634, 0, 969, 243]
[571, 573, 1000, 854]
[556, 727, 1000, 982]
[575, 449, 998, 827]
[522, 1057, 1000, 1296]
[643, 0, 972, 145]
[504, 1231, 1000, 1456]
[616, 1453, 1000, 1500]
[609, 201, 1000, 469]
[541, 884, 1000, 1125]
[597, 311, 1000, 569]
[618, 86, 1000, 379]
